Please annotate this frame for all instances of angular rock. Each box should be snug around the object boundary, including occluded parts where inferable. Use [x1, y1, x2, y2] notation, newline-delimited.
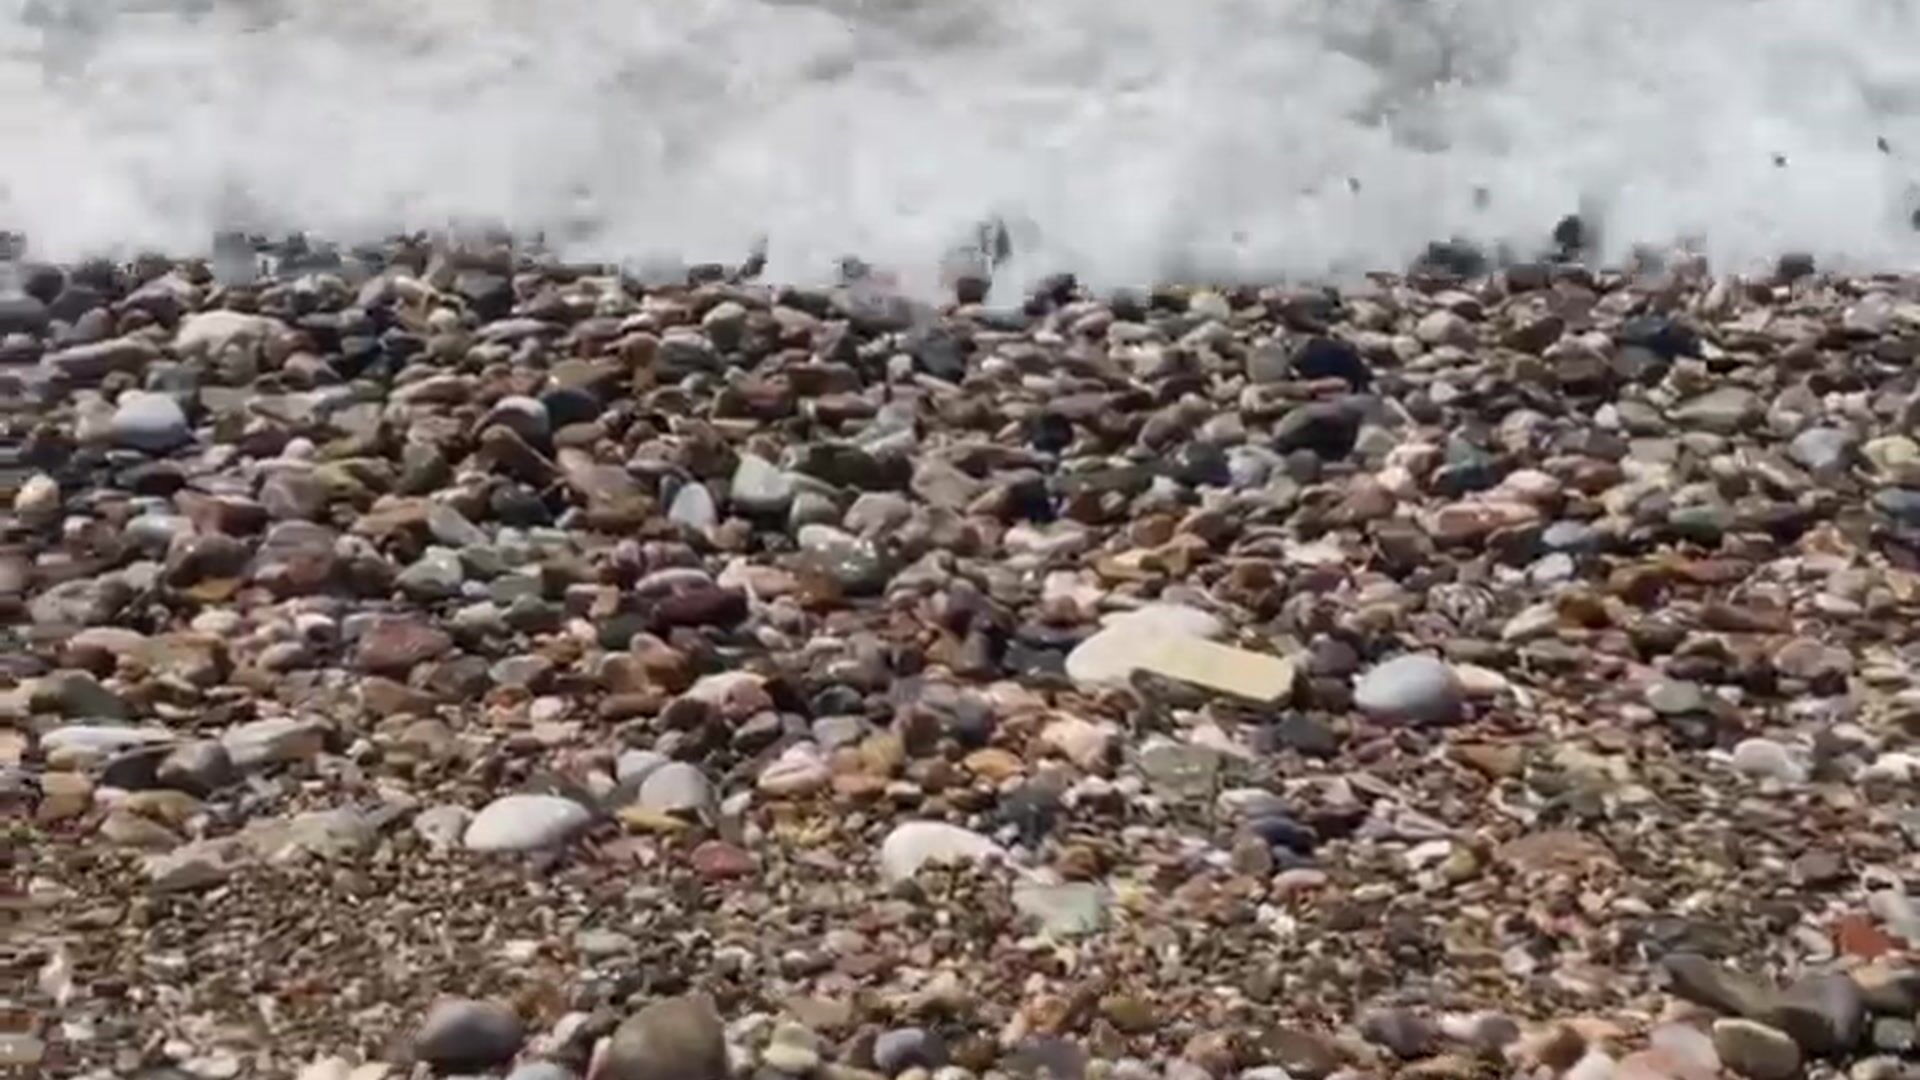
[1771, 973, 1865, 1056]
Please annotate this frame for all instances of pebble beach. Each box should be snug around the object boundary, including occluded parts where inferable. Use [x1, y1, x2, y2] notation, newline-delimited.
[5, 234, 1920, 1080]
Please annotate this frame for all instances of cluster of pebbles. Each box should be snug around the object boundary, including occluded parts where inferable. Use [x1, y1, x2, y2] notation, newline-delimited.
[6, 237, 1920, 1080]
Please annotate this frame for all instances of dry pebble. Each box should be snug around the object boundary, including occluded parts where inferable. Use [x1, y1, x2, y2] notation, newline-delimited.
[11, 242, 1920, 1079]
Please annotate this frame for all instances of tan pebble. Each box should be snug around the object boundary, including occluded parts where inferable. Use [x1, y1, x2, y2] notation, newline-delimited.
[1452, 663, 1510, 697]
[120, 790, 204, 827]
[962, 747, 1024, 782]
[294, 1058, 353, 1080]
[36, 771, 94, 822]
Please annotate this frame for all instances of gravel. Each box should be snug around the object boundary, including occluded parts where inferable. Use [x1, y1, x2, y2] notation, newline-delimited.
[11, 240, 1920, 1079]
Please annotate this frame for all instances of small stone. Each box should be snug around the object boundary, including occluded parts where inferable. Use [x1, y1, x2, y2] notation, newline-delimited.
[397, 548, 466, 600]
[479, 395, 551, 445]
[689, 839, 754, 880]
[13, 473, 60, 524]
[176, 309, 279, 356]
[32, 669, 129, 719]
[0, 1035, 45, 1069]
[414, 805, 472, 852]
[36, 771, 93, 822]
[878, 821, 1008, 883]
[1353, 654, 1464, 724]
[156, 740, 236, 795]
[111, 391, 192, 452]
[1731, 738, 1808, 784]
[669, 482, 719, 530]
[1672, 387, 1760, 434]
[758, 745, 831, 797]
[221, 718, 327, 772]
[1273, 402, 1360, 459]
[1067, 617, 1291, 702]
[1135, 738, 1222, 797]
[427, 503, 489, 547]
[144, 838, 247, 893]
[413, 997, 525, 1073]
[1869, 1017, 1916, 1055]
[873, 1029, 947, 1075]
[463, 794, 592, 852]
[1851, 963, 1920, 1013]
[596, 994, 728, 1080]
[731, 454, 794, 515]
[1012, 880, 1109, 936]
[1665, 953, 1779, 1019]
[1772, 973, 1865, 1055]
[1712, 1019, 1802, 1080]
[1647, 1024, 1721, 1080]
[1789, 427, 1854, 473]
[762, 1041, 820, 1075]
[616, 750, 668, 786]
[1039, 717, 1114, 769]
[1360, 1007, 1438, 1059]
[638, 762, 713, 817]
[354, 616, 454, 675]
[41, 724, 174, 760]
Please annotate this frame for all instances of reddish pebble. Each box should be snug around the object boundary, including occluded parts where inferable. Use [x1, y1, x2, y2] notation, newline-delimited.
[1832, 912, 1896, 959]
[690, 840, 754, 880]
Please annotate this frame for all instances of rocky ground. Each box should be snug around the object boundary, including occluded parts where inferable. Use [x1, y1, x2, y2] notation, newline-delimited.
[5, 237, 1920, 1080]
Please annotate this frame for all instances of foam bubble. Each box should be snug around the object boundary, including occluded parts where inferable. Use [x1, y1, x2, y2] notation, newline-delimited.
[1, 0, 1918, 293]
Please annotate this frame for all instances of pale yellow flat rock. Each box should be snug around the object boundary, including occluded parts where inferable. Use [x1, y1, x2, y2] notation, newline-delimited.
[1134, 636, 1296, 704]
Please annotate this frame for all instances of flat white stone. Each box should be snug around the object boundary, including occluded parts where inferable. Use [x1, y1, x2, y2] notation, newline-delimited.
[463, 794, 591, 853]
[878, 821, 1008, 883]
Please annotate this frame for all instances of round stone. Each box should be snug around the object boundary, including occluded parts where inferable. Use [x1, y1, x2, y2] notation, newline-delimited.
[413, 997, 525, 1073]
[873, 1028, 947, 1076]
[110, 391, 191, 453]
[1353, 654, 1465, 724]
[463, 794, 592, 852]
[638, 762, 713, 816]
[1731, 738, 1808, 784]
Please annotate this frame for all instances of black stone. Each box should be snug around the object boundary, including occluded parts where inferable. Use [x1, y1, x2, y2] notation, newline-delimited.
[1271, 713, 1342, 758]
[1552, 214, 1588, 254]
[909, 327, 968, 381]
[1028, 411, 1074, 454]
[1616, 315, 1699, 360]
[46, 284, 105, 323]
[0, 295, 49, 336]
[1171, 443, 1231, 487]
[1413, 238, 1488, 280]
[998, 783, 1062, 844]
[1273, 402, 1359, 459]
[1246, 814, 1318, 853]
[454, 270, 515, 322]
[1291, 336, 1372, 390]
[1777, 253, 1817, 282]
[541, 386, 603, 428]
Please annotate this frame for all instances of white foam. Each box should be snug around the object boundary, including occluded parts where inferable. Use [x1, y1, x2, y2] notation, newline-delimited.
[1, 0, 1918, 294]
